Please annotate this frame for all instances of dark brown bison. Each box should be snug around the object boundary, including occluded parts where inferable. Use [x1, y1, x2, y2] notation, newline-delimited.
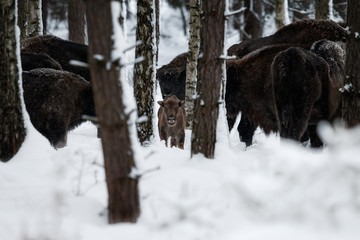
[310, 39, 345, 122]
[21, 35, 90, 81]
[157, 53, 187, 100]
[225, 44, 298, 146]
[228, 19, 347, 58]
[22, 68, 96, 148]
[157, 95, 186, 149]
[271, 47, 330, 147]
[21, 52, 62, 71]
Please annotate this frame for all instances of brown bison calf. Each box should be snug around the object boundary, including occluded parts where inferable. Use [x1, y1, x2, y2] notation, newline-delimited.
[157, 95, 186, 149]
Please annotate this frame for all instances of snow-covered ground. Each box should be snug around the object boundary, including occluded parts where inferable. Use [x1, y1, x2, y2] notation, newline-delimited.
[2, 2, 360, 240]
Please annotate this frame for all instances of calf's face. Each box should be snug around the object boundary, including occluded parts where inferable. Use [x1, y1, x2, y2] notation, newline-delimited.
[158, 96, 184, 126]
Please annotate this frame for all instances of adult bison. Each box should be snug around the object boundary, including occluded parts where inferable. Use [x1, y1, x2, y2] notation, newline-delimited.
[157, 53, 187, 100]
[227, 19, 347, 58]
[21, 52, 62, 71]
[157, 95, 186, 149]
[21, 35, 90, 81]
[22, 68, 96, 148]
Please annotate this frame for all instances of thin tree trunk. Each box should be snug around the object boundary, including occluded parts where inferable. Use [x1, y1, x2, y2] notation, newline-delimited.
[155, 0, 159, 65]
[244, 0, 263, 40]
[134, 0, 155, 146]
[315, 0, 331, 19]
[27, 0, 43, 37]
[42, 0, 47, 34]
[275, 0, 284, 29]
[68, 0, 85, 44]
[0, 0, 26, 162]
[191, 0, 225, 159]
[185, 0, 200, 129]
[18, 0, 29, 41]
[85, 0, 140, 223]
[342, 0, 360, 127]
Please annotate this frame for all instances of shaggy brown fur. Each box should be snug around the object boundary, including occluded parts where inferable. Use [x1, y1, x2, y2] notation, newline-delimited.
[157, 95, 186, 149]
[21, 35, 90, 81]
[310, 39, 345, 122]
[21, 52, 62, 71]
[22, 68, 95, 148]
[225, 45, 300, 146]
[271, 47, 330, 147]
[228, 19, 347, 58]
[157, 53, 187, 100]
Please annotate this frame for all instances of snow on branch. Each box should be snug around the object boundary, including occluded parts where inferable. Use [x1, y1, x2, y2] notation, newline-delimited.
[69, 60, 89, 68]
[122, 40, 143, 53]
[224, 7, 247, 17]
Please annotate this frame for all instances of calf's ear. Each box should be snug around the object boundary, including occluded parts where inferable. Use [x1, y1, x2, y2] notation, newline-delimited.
[179, 100, 185, 107]
[157, 101, 164, 107]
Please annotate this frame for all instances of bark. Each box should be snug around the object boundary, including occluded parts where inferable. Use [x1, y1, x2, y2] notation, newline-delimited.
[68, 0, 85, 44]
[155, 0, 159, 65]
[275, 0, 284, 30]
[191, 0, 225, 159]
[18, 0, 29, 41]
[42, 0, 47, 34]
[134, 0, 155, 146]
[185, 0, 200, 129]
[27, 0, 43, 37]
[243, 0, 263, 40]
[315, 0, 331, 19]
[85, 0, 140, 223]
[0, 0, 26, 162]
[342, 0, 360, 127]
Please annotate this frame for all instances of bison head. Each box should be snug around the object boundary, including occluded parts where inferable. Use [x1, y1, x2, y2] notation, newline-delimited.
[157, 95, 184, 126]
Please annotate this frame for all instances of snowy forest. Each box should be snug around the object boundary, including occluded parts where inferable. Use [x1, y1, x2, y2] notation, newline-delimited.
[1, 0, 360, 239]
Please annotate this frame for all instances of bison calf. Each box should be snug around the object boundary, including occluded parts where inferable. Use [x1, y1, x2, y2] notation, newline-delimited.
[157, 95, 186, 149]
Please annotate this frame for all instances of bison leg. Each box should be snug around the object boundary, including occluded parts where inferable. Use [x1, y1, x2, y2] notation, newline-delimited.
[159, 127, 168, 147]
[178, 132, 185, 149]
[238, 114, 256, 147]
[307, 124, 323, 148]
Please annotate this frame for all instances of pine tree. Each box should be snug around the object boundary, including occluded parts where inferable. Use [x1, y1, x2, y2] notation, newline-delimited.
[191, 0, 225, 159]
[68, 0, 85, 44]
[85, 0, 140, 223]
[342, 0, 360, 127]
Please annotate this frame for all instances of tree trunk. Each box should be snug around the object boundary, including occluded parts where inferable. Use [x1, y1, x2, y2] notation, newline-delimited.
[191, 0, 225, 159]
[68, 0, 85, 44]
[155, 0, 160, 65]
[275, 0, 284, 29]
[315, 0, 331, 19]
[42, 0, 47, 34]
[243, 0, 263, 40]
[185, 0, 200, 129]
[85, 0, 140, 223]
[342, 0, 360, 127]
[0, 0, 26, 162]
[27, 0, 43, 37]
[134, 0, 155, 146]
[18, 0, 29, 41]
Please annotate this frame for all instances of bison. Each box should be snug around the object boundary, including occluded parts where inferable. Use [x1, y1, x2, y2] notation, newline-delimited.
[227, 19, 347, 58]
[157, 52, 187, 100]
[157, 95, 186, 149]
[22, 68, 96, 148]
[21, 35, 90, 81]
[271, 47, 330, 147]
[225, 44, 297, 146]
[21, 52, 62, 71]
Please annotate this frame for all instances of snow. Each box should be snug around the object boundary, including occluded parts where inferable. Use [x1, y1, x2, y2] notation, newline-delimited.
[2, 2, 360, 240]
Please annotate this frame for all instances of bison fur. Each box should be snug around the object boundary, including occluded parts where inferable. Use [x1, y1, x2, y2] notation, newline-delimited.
[22, 68, 96, 148]
[157, 95, 186, 149]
